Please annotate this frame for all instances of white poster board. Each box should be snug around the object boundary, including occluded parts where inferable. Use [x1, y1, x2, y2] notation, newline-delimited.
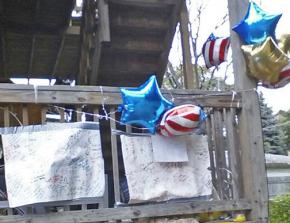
[2, 123, 105, 208]
[121, 134, 212, 204]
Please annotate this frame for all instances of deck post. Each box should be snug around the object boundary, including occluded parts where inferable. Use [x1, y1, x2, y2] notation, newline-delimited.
[228, 0, 269, 222]
[179, 1, 197, 89]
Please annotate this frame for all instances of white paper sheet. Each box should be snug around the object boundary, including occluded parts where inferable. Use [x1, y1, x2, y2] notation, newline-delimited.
[152, 135, 188, 162]
[121, 134, 212, 204]
[2, 123, 105, 208]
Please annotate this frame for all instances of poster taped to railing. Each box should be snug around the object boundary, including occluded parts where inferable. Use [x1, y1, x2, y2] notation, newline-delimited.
[121, 134, 212, 203]
[1, 122, 105, 208]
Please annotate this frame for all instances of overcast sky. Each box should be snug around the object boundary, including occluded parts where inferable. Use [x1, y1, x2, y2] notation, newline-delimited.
[169, 0, 290, 113]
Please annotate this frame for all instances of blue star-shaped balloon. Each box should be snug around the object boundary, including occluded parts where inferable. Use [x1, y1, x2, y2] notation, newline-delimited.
[232, 1, 282, 45]
[120, 75, 174, 134]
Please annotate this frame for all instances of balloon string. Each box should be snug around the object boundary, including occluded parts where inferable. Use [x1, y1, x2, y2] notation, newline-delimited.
[49, 105, 152, 132]
[100, 86, 109, 120]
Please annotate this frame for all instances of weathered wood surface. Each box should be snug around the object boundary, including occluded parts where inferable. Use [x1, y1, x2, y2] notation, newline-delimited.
[228, 0, 256, 90]
[239, 91, 268, 222]
[179, 1, 196, 89]
[157, 0, 183, 84]
[109, 0, 177, 7]
[225, 109, 243, 199]
[0, 199, 252, 223]
[110, 109, 121, 204]
[0, 84, 242, 107]
[212, 110, 228, 199]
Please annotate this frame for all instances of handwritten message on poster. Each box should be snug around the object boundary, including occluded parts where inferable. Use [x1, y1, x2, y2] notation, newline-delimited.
[121, 134, 212, 204]
[2, 123, 104, 208]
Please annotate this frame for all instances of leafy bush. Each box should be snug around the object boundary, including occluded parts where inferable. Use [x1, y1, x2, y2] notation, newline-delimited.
[270, 195, 290, 223]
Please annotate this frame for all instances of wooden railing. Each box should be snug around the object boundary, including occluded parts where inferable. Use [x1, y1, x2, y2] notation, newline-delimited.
[0, 84, 268, 223]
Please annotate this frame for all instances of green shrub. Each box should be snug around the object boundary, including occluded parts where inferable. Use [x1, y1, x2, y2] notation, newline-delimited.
[270, 195, 290, 223]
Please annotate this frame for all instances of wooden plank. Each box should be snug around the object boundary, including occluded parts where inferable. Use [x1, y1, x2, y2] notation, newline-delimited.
[238, 91, 268, 222]
[28, 35, 36, 75]
[0, 199, 252, 223]
[109, 37, 164, 53]
[3, 106, 10, 127]
[110, 0, 176, 7]
[89, 0, 110, 85]
[227, 0, 256, 90]
[59, 109, 65, 123]
[98, 0, 111, 42]
[76, 106, 82, 122]
[0, 1, 7, 78]
[66, 26, 80, 35]
[22, 105, 29, 125]
[110, 109, 121, 204]
[41, 107, 47, 124]
[110, 13, 169, 31]
[89, 34, 102, 85]
[206, 114, 217, 195]
[52, 35, 66, 76]
[0, 84, 242, 107]
[1, 31, 7, 78]
[179, 1, 197, 89]
[212, 110, 228, 199]
[157, 0, 183, 83]
[225, 108, 243, 199]
[28, 0, 40, 76]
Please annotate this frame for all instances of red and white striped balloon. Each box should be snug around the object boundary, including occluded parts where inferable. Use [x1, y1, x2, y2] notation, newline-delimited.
[158, 104, 202, 137]
[262, 62, 290, 89]
[202, 33, 230, 69]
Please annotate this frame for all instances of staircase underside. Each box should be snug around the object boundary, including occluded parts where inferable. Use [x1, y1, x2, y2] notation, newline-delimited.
[0, 0, 182, 87]
[96, 0, 182, 87]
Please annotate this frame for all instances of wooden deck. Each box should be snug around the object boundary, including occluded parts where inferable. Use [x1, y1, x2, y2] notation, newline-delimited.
[0, 84, 268, 222]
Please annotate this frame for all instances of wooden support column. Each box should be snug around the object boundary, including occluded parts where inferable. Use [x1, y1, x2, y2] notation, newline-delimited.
[158, 0, 182, 84]
[179, 1, 197, 89]
[0, 1, 7, 78]
[28, 0, 40, 77]
[89, 0, 111, 85]
[228, 1, 268, 222]
[52, 35, 66, 77]
[228, 0, 256, 90]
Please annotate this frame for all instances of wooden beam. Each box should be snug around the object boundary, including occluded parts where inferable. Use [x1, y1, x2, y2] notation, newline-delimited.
[28, 0, 40, 76]
[179, 1, 197, 89]
[1, 30, 7, 78]
[0, 1, 7, 78]
[110, 0, 176, 7]
[228, 1, 268, 221]
[28, 35, 36, 75]
[109, 37, 164, 53]
[0, 199, 252, 223]
[98, 0, 111, 43]
[110, 110, 121, 203]
[228, 0, 256, 90]
[89, 0, 111, 85]
[52, 35, 66, 77]
[0, 84, 242, 108]
[157, 0, 183, 84]
[110, 11, 169, 32]
[66, 26, 80, 35]
[238, 91, 269, 222]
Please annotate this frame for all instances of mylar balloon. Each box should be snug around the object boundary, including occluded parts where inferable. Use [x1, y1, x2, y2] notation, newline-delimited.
[232, 2, 282, 45]
[279, 34, 290, 55]
[202, 33, 230, 69]
[262, 62, 290, 89]
[241, 37, 289, 83]
[158, 104, 206, 137]
[120, 75, 174, 134]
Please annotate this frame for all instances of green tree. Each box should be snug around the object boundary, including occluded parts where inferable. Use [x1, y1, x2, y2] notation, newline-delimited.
[259, 93, 287, 155]
[278, 109, 290, 151]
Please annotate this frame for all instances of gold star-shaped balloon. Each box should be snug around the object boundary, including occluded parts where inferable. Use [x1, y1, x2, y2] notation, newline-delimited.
[279, 34, 290, 55]
[242, 37, 289, 83]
